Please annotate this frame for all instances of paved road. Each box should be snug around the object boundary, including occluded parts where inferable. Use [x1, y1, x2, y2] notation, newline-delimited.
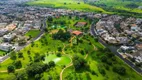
[90, 23, 142, 75]
[0, 18, 47, 63]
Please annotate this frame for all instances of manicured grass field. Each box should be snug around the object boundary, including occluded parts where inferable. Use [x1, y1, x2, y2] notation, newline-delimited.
[25, 29, 40, 38]
[43, 54, 71, 66]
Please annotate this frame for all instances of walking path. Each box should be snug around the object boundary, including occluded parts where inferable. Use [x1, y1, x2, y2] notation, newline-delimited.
[0, 68, 24, 73]
[60, 42, 91, 80]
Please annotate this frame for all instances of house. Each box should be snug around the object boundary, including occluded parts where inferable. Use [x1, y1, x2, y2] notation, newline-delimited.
[71, 30, 83, 36]
[120, 46, 135, 52]
[3, 33, 16, 42]
[131, 24, 140, 31]
[33, 20, 41, 29]
[0, 29, 8, 37]
[104, 36, 117, 44]
[5, 23, 17, 31]
[136, 18, 142, 25]
[97, 29, 108, 35]
[131, 51, 142, 63]
[94, 14, 102, 18]
[135, 44, 142, 51]
[75, 22, 87, 27]
[103, 35, 117, 44]
[0, 43, 13, 51]
[138, 6, 142, 9]
[0, 23, 7, 28]
[116, 37, 129, 44]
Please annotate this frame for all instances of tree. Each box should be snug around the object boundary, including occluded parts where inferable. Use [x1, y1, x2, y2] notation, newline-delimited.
[72, 55, 88, 70]
[35, 74, 41, 80]
[34, 53, 41, 62]
[5, 73, 16, 80]
[10, 51, 17, 61]
[113, 66, 126, 75]
[101, 56, 107, 63]
[98, 68, 106, 76]
[64, 2, 67, 5]
[18, 52, 23, 58]
[86, 72, 91, 80]
[7, 65, 15, 73]
[26, 63, 46, 77]
[56, 53, 61, 57]
[14, 60, 22, 69]
[52, 29, 71, 41]
[49, 61, 55, 67]
[15, 71, 28, 80]
[47, 16, 53, 22]
[40, 54, 46, 61]
[27, 50, 31, 55]
[58, 47, 62, 51]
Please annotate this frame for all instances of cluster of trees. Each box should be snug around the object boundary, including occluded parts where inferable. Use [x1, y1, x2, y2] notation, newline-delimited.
[52, 29, 71, 41]
[88, 1, 142, 18]
[113, 66, 126, 75]
[7, 51, 24, 73]
[34, 53, 46, 62]
[26, 61, 55, 79]
[125, 3, 139, 8]
[97, 48, 127, 75]
[7, 61, 56, 80]
[72, 55, 89, 70]
[53, 19, 66, 26]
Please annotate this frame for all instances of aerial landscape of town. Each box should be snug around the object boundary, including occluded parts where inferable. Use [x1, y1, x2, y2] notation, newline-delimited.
[0, 0, 142, 80]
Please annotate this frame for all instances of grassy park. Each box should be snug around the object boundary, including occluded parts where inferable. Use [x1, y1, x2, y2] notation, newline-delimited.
[0, 16, 142, 80]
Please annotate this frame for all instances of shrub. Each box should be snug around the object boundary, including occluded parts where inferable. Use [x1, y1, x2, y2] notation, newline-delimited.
[56, 53, 62, 57]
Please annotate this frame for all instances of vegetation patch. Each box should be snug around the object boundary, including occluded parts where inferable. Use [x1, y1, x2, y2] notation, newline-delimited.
[25, 30, 40, 38]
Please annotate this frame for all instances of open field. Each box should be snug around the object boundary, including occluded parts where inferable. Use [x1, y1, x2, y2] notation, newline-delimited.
[27, 0, 107, 13]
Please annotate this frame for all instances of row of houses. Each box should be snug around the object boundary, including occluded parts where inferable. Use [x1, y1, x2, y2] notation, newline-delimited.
[119, 44, 142, 63]
[0, 20, 41, 53]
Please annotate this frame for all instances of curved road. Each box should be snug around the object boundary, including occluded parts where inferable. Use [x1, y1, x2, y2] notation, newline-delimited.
[90, 23, 142, 75]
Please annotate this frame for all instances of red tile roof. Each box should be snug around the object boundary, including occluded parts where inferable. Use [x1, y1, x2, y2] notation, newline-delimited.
[71, 30, 83, 36]
[75, 22, 87, 27]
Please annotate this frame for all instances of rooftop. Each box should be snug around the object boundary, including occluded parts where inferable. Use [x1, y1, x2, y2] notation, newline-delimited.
[75, 22, 87, 27]
[71, 30, 83, 36]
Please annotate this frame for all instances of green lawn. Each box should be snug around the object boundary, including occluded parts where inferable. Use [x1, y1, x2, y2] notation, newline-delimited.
[0, 50, 6, 56]
[25, 30, 40, 38]
[43, 54, 71, 66]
